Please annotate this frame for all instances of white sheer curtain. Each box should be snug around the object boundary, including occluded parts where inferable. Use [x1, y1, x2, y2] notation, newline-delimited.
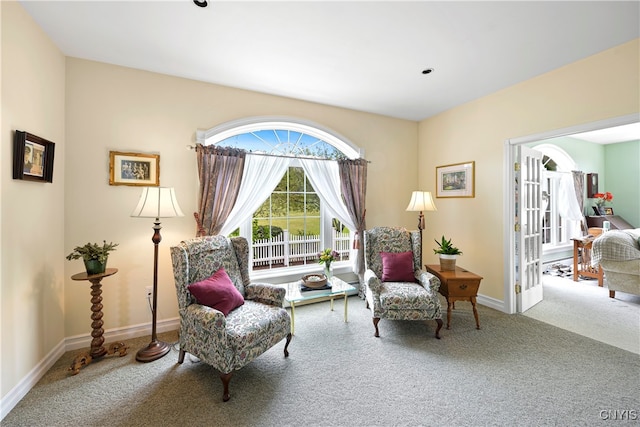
[219, 154, 289, 236]
[299, 159, 356, 232]
[558, 173, 583, 237]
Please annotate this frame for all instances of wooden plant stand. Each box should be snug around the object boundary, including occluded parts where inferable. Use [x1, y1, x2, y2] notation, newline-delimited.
[69, 268, 128, 374]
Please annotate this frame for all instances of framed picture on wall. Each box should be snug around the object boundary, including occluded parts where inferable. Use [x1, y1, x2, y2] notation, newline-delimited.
[436, 161, 475, 198]
[109, 151, 160, 186]
[13, 130, 55, 183]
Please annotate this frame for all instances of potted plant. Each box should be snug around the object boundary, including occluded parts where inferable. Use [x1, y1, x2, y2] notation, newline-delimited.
[433, 236, 462, 271]
[66, 240, 119, 275]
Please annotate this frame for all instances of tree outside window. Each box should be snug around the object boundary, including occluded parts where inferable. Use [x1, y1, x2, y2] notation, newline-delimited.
[221, 129, 352, 272]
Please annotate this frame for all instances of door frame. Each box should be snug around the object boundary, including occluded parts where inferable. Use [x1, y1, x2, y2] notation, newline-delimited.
[502, 113, 639, 314]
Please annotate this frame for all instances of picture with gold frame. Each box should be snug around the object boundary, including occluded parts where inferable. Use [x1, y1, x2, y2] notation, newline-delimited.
[109, 151, 160, 186]
[436, 161, 475, 198]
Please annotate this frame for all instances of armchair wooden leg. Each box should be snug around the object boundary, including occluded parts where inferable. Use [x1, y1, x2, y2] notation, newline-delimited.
[609, 290, 615, 298]
[178, 349, 186, 364]
[373, 317, 380, 337]
[434, 319, 443, 339]
[220, 372, 233, 402]
[284, 333, 292, 357]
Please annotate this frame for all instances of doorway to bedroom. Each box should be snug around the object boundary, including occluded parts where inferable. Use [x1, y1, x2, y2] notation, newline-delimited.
[504, 114, 639, 315]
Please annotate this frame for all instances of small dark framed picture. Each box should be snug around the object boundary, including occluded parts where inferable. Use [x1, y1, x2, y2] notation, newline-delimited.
[13, 130, 55, 183]
[604, 207, 614, 215]
[109, 151, 160, 186]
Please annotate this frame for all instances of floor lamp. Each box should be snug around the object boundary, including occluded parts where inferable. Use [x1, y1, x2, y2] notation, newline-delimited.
[131, 187, 184, 362]
[405, 191, 437, 256]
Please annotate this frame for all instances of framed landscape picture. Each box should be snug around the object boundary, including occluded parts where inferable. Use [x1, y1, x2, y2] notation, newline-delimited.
[13, 130, 55, 183]
[436, 161, 475, 198]
[109, 151, 160, 186]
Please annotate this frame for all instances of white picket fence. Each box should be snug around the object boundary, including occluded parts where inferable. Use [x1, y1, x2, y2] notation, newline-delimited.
[253, 230, 350, 269]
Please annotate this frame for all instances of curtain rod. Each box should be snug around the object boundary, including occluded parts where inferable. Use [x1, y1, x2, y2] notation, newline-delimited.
[186, 144, 370, 163]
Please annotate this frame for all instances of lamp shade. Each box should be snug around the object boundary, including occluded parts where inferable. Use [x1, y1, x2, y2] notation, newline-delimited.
[406, 191, 437, 212]
[131, 187, 184, 219]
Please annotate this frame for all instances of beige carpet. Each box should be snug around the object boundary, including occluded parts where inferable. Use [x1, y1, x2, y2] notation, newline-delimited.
[525, 273, 640, 354]
[3, 295, 639, 426]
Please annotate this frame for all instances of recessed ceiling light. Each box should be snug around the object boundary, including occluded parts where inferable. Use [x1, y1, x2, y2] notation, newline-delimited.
[422, 68, 434, 75]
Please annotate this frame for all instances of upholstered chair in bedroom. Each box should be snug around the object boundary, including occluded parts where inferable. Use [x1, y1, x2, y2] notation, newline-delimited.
[170, 235, 292, 402]
[363, 226, 444, 338]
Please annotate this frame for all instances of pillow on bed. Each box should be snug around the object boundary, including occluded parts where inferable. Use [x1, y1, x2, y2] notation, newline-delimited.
[380, 251, 415, 282]
[187, 267, 244, 316]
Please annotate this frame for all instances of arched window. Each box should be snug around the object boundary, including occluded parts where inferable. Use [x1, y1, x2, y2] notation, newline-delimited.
[197, 116, 362, 159]
[198, 117, 362, 278]
[532, 144, 578, 249]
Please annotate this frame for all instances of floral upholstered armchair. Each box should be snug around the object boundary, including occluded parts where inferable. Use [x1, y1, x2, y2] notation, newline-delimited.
[363, 227, 443, 338]
[170, 235, 292, 402]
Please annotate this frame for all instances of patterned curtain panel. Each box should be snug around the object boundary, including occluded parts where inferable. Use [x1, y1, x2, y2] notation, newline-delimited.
[195, 144, 246, 236]
[338, 158, 368, 296]
[572, 170, 587, 233]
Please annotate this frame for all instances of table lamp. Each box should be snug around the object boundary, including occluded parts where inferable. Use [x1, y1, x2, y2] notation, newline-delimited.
[131, 187, 184, 362]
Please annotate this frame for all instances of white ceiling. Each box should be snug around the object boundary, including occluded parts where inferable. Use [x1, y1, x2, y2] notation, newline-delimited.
[570, 122, 640, 145]
[19, 1, 640, 130]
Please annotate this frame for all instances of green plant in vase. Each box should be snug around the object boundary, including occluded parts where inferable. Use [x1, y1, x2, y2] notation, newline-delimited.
[318, 248, 339, 278]
[433, 236, 462, 271]
[66, 240, 119, 275]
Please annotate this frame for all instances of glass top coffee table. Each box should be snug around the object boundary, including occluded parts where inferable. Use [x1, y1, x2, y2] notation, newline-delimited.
[282, 276, 356, 335]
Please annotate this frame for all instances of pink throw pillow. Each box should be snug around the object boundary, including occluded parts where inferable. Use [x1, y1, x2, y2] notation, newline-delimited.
[380, 251, 415, 282]
[187, 268, 244, 316]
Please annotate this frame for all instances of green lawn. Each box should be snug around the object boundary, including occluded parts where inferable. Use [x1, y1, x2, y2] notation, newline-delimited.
[255, 216, 321, 235]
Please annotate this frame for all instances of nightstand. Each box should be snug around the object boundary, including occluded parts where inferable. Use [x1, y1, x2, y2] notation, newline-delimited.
[425, 264, 483, 330]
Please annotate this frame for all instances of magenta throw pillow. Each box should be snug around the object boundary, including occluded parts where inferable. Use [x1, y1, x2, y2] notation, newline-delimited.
[187, 268, 244, 316]
[380, 251, 415, 282]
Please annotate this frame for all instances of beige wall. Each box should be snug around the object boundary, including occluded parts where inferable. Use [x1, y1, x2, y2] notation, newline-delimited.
[2, 0, 639, 410]
[418, 38, 639, 300]
[1, 1, 66, 399]
[63, 58, 418, 336]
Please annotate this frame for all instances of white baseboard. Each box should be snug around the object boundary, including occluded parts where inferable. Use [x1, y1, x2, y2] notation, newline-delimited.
[0, 339, 65, 421]
[477, 293, 507, 313]
[64, 317, 180, 351]
[0, 318, 179, 421]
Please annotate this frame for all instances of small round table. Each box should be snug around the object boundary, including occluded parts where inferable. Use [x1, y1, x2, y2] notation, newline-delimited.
[69, 268, 128, 374]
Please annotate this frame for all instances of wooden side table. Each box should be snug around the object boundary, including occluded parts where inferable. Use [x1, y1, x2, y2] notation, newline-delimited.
[571, 236, 604, 287]
[69, 268, 128, 374]
[425, 264, 483, 330]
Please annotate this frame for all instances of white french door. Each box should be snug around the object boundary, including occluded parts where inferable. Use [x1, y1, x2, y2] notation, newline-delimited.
[516, 145, 543, 312]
